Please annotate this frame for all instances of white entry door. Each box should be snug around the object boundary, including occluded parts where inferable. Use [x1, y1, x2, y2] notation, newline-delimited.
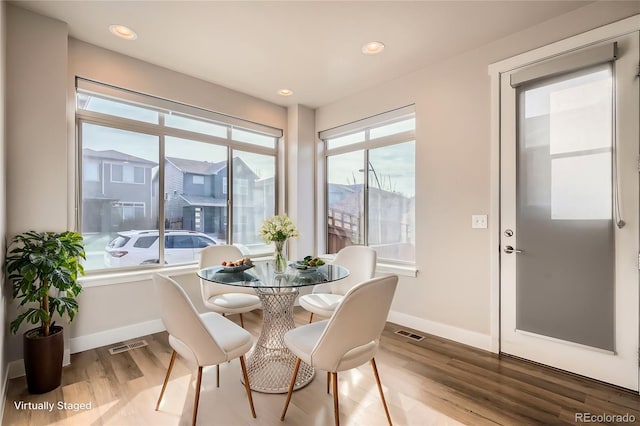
[500, 32, 639, 391]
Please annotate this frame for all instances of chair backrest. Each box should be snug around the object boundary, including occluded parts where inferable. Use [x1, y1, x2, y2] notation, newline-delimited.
[311, 274, 398, 371]
[330, 245, 377, 296]
[153, 273, 226, 365]
[199, 245, 255, 298]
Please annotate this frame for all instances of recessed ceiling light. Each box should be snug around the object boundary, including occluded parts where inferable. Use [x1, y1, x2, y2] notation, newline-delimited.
[362, 41, 385, 55]
[109, 24, 138, 40]
[278, 89, 293, 96]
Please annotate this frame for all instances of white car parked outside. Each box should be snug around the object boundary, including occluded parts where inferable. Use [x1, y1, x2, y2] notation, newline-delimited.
[104, 230, 218, 267]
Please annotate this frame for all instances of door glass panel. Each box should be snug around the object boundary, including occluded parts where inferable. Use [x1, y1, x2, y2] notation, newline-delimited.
[516, 64, 614, 350]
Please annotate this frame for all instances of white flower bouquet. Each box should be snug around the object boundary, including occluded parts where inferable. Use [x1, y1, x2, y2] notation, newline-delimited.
[259, 214, 299, 243]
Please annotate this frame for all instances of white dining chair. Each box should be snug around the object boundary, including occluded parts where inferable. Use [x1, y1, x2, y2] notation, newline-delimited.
[199, 245, 261, 328]
[281, 274, 398, 426]
[153, 273, 256, 426]
[298, 245, 377, 322]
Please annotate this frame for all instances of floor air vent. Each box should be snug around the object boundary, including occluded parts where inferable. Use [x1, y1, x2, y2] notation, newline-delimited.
[109, 340, 148, 355]
[394, 329, 425, 341]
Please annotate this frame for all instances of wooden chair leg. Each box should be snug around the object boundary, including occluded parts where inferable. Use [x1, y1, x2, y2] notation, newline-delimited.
[332, 372, 340, 426]
[192, 366, 203, 426]
[280, 358, 302, 421]
[216, 364, 220, 388]
[309, 312, 314, 323]
[370, 358, 393, 426]
[239, 313, 245, 328]
[239, 356, 256, 418]
[327, 371, 331, 394]
[155, 350, 177, 411]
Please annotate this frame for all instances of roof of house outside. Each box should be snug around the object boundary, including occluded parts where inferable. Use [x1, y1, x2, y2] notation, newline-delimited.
[179, 194, 227, 207]
[83, 148, 158, 167]
[167, 157, 226, 175]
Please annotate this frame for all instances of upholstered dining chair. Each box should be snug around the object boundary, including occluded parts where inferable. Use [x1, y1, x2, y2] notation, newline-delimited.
[281, 274, 398, 426]
[298, 245, 377, 323]
[199, 245, 261, 328]
[153, 273, 256, 426]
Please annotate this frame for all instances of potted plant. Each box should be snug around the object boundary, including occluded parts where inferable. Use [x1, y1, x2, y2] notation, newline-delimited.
[5, 230, 85, 394]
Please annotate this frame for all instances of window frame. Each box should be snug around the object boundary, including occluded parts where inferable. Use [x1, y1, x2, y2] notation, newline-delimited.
[76, 82, 281, 273]
[321, 106, 416, 265]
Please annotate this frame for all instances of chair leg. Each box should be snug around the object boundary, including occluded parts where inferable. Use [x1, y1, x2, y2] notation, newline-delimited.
[239, 313, 245, 328]
[239, 356, 256, 418]
[309, 312, 314, 323]
[216, 364, 220, 388]
[192, 366, 203, 426]
[280, 358, 302, 421]
[155, 350, 177, 411]
[332, 372, 340, 426]
[370, 358, 393, 426]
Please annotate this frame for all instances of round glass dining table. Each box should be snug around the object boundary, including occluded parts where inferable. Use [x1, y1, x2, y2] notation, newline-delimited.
[198, 262, 349, 393]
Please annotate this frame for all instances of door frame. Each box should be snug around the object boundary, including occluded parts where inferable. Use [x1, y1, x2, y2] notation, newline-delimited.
[488, 15, 640, 363]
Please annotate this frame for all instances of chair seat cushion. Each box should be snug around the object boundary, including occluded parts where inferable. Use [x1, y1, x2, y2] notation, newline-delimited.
[204, 293, 261, 314]
[284, 320, 328, 365]
[200, 312, 254, 361]
[284, 319, 378, 371]
[298, 293, 343, 318]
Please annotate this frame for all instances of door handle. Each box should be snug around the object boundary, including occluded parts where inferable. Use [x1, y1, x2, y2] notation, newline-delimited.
[503, 245, 523, 254]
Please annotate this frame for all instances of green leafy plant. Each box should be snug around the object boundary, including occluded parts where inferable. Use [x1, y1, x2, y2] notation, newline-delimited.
[6, 231, 85, 337]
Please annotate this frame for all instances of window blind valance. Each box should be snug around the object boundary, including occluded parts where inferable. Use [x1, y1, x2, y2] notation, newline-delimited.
[510, 42, 617, 88]
[76, 78, 283, 138]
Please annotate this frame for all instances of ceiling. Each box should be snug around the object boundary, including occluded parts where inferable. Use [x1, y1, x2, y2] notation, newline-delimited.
[12, 1, 592, 109]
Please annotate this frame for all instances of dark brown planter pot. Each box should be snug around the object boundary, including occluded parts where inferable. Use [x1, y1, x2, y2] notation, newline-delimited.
[23, 326, 64, 394]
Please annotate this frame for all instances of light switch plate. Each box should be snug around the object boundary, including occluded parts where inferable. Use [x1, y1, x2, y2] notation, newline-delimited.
[472, 214, 488, 229]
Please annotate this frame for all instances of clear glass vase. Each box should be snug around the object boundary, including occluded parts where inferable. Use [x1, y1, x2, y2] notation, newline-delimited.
[274, 240, 287, 273]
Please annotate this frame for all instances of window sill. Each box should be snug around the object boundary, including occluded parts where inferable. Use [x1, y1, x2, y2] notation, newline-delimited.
[79, 264, 199, 288]
[319, 254, 417, 278]
[80, 255, 417, 288]
[377, 262, 418, 278]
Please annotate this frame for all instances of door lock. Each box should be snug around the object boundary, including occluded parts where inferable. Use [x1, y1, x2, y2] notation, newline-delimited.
[503, 245, 523, 254]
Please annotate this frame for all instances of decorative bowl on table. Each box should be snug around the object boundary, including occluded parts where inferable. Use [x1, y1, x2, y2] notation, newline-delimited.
[290, 256, 325, 273]
[220, 263, 254, 273]
[219, 257, 254, 273]
[290, 261, 318, 272]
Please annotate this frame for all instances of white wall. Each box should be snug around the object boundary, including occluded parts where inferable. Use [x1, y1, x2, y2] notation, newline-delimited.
[5, 4, 69, 364]
[286, 104, 316, 260]
[315, 1, 640, 349]
[0, 0, 8, 420]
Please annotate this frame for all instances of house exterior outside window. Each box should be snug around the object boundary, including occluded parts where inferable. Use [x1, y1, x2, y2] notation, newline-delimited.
[77, 80, 281, 271]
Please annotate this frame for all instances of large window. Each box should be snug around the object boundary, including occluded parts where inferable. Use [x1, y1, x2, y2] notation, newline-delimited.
[321, 106, 415, 263]
[77, 80, 281, 272]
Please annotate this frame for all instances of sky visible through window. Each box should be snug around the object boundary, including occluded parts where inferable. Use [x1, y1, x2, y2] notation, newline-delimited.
[81, 108, 275, 180]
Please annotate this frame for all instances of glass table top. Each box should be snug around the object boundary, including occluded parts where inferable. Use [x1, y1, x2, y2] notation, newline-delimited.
[198, 261, 350, 289]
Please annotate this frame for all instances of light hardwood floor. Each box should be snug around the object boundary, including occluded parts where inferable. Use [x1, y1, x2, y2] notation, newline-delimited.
[4, 308, 640, 425]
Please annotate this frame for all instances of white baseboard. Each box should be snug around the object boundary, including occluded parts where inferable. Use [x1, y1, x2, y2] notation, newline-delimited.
[70, 319, 165, 354]
[8, 359, 23, 381]
[8, 349, 72, 380]
[388, 310, 493, 352]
